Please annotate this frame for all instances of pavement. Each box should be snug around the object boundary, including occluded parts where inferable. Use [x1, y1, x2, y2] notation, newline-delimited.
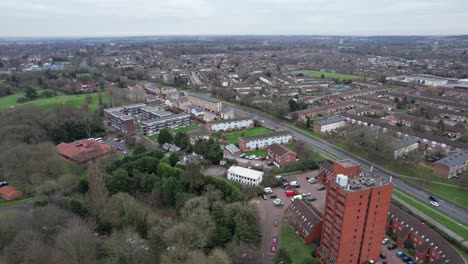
[231, 104, 468, 225]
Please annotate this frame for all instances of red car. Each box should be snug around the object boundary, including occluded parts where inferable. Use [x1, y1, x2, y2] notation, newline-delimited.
[271, 244, 277, 253]
[272, 236, 278, 244]
[284, 185, 292, 190]
[285, 190, 296, 197]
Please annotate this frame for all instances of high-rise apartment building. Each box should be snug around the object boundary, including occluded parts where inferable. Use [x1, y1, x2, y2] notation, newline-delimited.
[317, 166, 393, 264]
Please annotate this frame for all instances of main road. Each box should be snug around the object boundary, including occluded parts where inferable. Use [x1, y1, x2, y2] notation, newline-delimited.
[231, 105, 468, 224]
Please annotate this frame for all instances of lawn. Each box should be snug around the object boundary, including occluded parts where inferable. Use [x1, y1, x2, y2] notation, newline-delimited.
[225, 127, 272, 145]
[245, 149, 267, 157]
[290, 70, 372, 81]
[280, 219, 314, 263]
[394, 189, 468, 240]
[148, 133, 159, 142]
[76, 73, 93, 77]
[287, 143, 326, 163]
[0, 91, 110, 111]
[0, 198, 32, 207]
[172, 124, 201, 134]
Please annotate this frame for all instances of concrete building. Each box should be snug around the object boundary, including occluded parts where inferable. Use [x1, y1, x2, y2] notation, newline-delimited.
[206, 118, 254, 133]
[104, 107, 136, 133]
[434, 151, 468, 178]
[284, 199, 323, 244]
[317, 167, 394, 264]
[142, 113, 191, 136]
[313, 116, 347, 134]
[187, 93, 223, 113]
[238, 131, 294, 152]
[266, 143, 297, 167]
[227, 166, 264, 186]
[393, 136, 420, 159]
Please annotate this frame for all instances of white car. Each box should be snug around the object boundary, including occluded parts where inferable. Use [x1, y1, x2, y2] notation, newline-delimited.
[430, 201, 440, 207]
[382, 238, 389, 245]
[302, 192, 311, 197]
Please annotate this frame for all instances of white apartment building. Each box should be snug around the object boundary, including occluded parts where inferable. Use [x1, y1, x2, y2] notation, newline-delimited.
[206, 118, 254, 132]
[239, 131, 293, 152]
[314, 116, 347, 134]
[227, 166, 264, 186]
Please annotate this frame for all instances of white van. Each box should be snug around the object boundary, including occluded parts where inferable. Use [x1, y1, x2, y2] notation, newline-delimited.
[291, 194, 302, 201]
[263, 187, 272, 194]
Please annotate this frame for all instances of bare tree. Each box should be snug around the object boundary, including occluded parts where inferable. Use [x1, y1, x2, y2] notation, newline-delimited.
[54, 219, 97, 264]
[86, 163, 108, 210]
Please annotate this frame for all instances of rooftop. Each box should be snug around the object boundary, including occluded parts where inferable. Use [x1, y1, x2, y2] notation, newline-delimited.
[267, 143, 295, 157]
[142, 113, 190, 125]
[335, 171, 392, 192]
[187, 93, 221, 103]
[435, 151, 468, 168]
[316, 116, 347, 126]
[227, 166, 264, 179]
[337, 159, 360, 168]
[208, 117, 252, 124]
[56, 139, 116, 164]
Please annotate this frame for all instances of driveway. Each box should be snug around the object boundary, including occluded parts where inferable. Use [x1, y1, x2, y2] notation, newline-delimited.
[255, 170, 325, 259]
[102, 138, 131, 155]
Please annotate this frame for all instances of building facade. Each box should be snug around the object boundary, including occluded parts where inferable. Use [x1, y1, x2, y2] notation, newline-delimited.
[317, 169, 394, 264]
[285, 199, 323, 244]
[142, 113, 191, 136]
[187, 93, 223, 113]
[104, 107, 136, 133]
[238, 131, 294, 152]
[267, 143, 297, 167]
[206, 118, 254, 133]
[434, 151, 468, 178]
[313, 116, 347, 134]
[227, 166, 264, 186]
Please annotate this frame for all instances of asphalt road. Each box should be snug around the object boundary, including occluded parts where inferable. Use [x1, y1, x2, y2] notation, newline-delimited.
[233, 106, 468, 224]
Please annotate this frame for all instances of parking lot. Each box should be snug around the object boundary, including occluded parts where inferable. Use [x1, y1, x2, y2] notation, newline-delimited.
[255, 170, 326, 257]
[102, 138, 130, 156]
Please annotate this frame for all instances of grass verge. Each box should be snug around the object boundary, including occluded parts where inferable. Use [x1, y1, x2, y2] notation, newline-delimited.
[394, 189, 468, 239]
[0, 198, 32, 207]
[290, 70, 372, 81]
[173, 124, 201, 134]
[225, 127, 272, 145]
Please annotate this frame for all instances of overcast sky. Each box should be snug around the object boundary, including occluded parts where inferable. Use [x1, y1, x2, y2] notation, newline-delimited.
[1, 0, 467, 37]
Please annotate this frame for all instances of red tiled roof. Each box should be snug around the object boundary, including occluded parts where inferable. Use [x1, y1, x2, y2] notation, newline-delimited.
[0, 186, 23, 201]
[56, 139, 116, 164]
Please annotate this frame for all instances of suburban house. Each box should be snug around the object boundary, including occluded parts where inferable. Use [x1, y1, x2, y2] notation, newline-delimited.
[393, 136, 420, 159]
[221, 106, 235, 119]
[188, 105, 204, 117]
[238, 131, 294, 152]
[434, 151, 468, 178]
[206, 118, 254, 133]
[266, 143, 297, 167]
[187, 93, 223, 113]
[56, 139, 116, 165]
[295, 101, 355, 121]
[284, 199, 323, 244]
[203, 111, 217, 122]
[0, 186, 23, 201]
[313, 116, 347, 134]
[227, 166, 264, 186]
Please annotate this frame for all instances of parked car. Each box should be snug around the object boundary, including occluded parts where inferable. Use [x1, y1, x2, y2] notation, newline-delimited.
[382, 238, 389, 244]
[264, 187, 273, 194]
[387, 244, 397, 250]
[271, 244, 277, 253]
[402, 256, 413, 262]
[317, 185, 325, 191]
[262, 194, 268, 200]
[302, 192, 311, 197]
[285, 190, 296, 197]
[430, 201, 440, 207]
[260, 157, 266, 161]
[272, 236, 278, 244]
[273, 218, 279, 226]
[279, 177, 288, 182]
[306, 197, 317, 202]
[396, 251, 406, 258]
[270, 194, 278, 199]
[284, 185, 292, 190]
[117, 147, 122, 151]
[382, 261, 388, 264]
[308, 178, 317, 184]
[273, 199, 284, 207]
[0, 181, 8, 187]
[380, 252, 386, 259]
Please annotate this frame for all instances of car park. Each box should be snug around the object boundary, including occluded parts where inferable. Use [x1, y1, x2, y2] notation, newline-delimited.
[387, 243, 397, 250]
[430, 201, 440, 207]
[382, 238, 390, 244]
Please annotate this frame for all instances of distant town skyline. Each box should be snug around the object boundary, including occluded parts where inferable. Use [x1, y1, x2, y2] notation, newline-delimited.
[1, 0, 468, 37]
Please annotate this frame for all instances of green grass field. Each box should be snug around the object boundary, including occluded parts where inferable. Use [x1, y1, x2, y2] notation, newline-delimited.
[0, 91, 109, 111]
[245, 149, 267, 157]
[0, 198, 32, 207]
[148, 133, 159, 142]
[280, 219, 314, 263]
[290, 70, 372, 81]
[172, 124, 201, 134]
[225, 127, 272, 145]
[76, 73, 93, 77]
[394, 189, 468, 240]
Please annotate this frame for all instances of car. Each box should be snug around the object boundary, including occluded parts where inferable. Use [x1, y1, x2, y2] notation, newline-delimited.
[285, 190, 296, 197]
[387, 243, 397, 250]
[260, 157, 266, 161]
[396, 251, 406, 258]
[240, 154, 246, 158]
[294, 185, 301, 188]
[273, 199, 284, 207]
[117, 147, 122, 151]
[430, 201, 440, 207]
[0, 181, 8, 187]
[284, 185, 292, 190]
[273, 218, 279, 226]
[308, 178, 317, 184]
[264, 187, 273, 194]
[306, 177, 310, 180]
[317, 185, 325, 191]
[272, 236, 278, 244]
[407, 261, 415, 264]
[290, 181, 298, 186]
[429, 195, 439, 202]
[402, 256, 413, 262]
[271, 244, 277, 253]
[279, 177, 288, 182]
[380, 252, 386, 259]
[113, 138, 119, 141]
[306, 197, 317, 202]
[270, 194, 278, 199]
[274, 125, 280, 129]
[382, 238, 390, 244]
[302, 192, 311, 197]
[262, 194, 268, 200]
[382, 261, 388, 264]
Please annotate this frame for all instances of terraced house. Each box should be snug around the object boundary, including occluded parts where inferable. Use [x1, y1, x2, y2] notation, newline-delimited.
[206, 117, 254, 133]
[238, 131, 293, 152]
